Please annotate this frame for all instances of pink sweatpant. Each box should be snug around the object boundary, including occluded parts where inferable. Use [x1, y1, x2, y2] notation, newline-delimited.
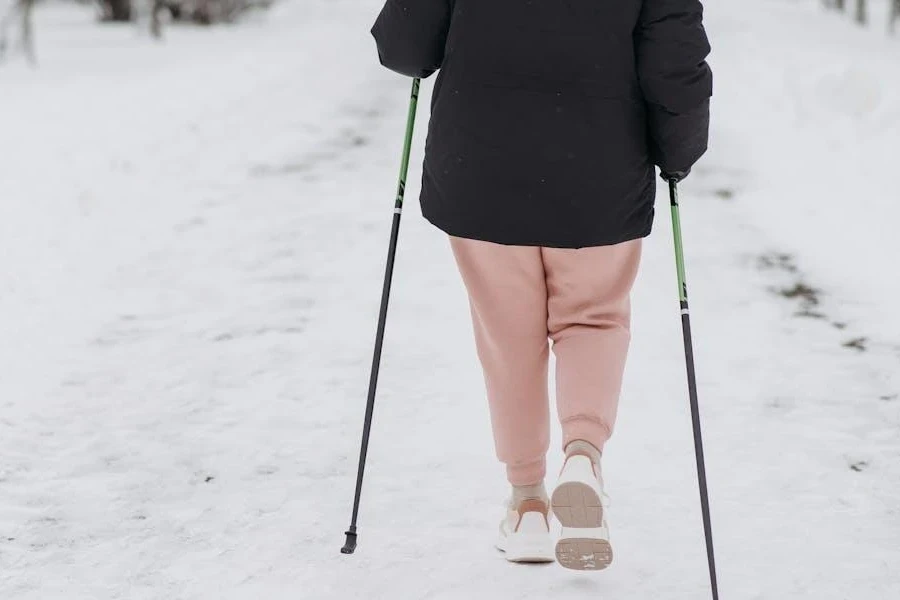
[450, 236, 642, 486]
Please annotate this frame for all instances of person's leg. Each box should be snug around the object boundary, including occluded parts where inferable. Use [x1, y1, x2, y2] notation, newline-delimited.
[542, 238, 642, 570]
[543, 239, 643, 454]
[449, 236, 551, 488]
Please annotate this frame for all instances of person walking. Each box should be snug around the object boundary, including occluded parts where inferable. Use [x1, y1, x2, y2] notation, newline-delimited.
[370, 0, 712, 570]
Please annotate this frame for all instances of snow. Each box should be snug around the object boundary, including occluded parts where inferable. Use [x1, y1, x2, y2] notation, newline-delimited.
[1, 0, 899, 598]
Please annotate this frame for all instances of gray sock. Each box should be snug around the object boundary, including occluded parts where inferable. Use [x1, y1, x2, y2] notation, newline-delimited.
[565, 439, 602, 466]
[511, 482, 548, 508]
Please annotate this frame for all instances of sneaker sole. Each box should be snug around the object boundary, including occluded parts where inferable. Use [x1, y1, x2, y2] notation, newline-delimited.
[554, 534, 613, 571]
[496, 534, 555, 564]
[498, 543, 556, 564]
[551, 481, 604, 527]
[552, 480, 613, 571]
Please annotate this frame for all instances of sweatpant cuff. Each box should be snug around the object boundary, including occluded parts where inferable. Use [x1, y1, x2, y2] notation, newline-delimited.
[562, 417, 612, 454]
[506, 457, 547, 486]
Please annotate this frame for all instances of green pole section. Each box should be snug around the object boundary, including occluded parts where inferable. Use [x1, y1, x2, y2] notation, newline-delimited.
[395, 78, 421, 210]
[670, 182, 688, 303]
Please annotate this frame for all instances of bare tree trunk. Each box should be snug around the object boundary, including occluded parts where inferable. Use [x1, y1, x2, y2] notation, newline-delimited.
[891, 0, 900, 34]
[103, 0, 133, 22]
[855, 0, 867, 24]
[20, 0, 34, 64]
[193, 0, 213, 25]
[0, 0, 18, 59]
[151, 0, 164, 38]
[0, 0, 36, 65]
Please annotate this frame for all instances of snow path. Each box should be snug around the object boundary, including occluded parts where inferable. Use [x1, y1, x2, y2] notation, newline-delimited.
[1, 1, 898, 598]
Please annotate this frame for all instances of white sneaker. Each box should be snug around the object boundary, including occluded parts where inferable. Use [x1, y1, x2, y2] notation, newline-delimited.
[551, 454, 613, 570]
[496, 498, 555, 563]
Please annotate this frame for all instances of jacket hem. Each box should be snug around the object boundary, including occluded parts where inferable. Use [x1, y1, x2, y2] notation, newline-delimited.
[421, 209, 654, 249]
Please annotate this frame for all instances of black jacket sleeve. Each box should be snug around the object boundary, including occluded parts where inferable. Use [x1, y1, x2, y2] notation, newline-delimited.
[371, 0, 452, 79]
[634, 0, 713, 173]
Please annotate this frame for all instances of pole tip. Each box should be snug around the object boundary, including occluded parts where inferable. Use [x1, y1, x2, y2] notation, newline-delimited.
[341, 531, 358, 555]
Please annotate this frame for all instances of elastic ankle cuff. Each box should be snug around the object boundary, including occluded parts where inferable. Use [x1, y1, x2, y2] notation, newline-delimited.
[562, 417, 611, 455]
[506, 457, 547, 487]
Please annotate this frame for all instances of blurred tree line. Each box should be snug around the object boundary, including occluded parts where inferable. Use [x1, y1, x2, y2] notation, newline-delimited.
[824, 0, 900, 32]
[102, 0, 274, 33]
[1, 0, 274, 64]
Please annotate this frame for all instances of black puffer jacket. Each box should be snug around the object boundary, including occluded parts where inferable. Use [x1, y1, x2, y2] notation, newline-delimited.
[372, 0, 712, 248]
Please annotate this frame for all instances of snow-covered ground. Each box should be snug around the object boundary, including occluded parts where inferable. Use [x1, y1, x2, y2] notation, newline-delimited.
[1, 0, 898, 598]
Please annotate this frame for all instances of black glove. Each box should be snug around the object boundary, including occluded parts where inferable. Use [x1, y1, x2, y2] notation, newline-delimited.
[660, 169, 690, 184]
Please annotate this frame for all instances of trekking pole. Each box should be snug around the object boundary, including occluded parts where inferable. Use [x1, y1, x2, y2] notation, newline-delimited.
[668, 179, 720, 599]
[341, 78, 421, 555]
